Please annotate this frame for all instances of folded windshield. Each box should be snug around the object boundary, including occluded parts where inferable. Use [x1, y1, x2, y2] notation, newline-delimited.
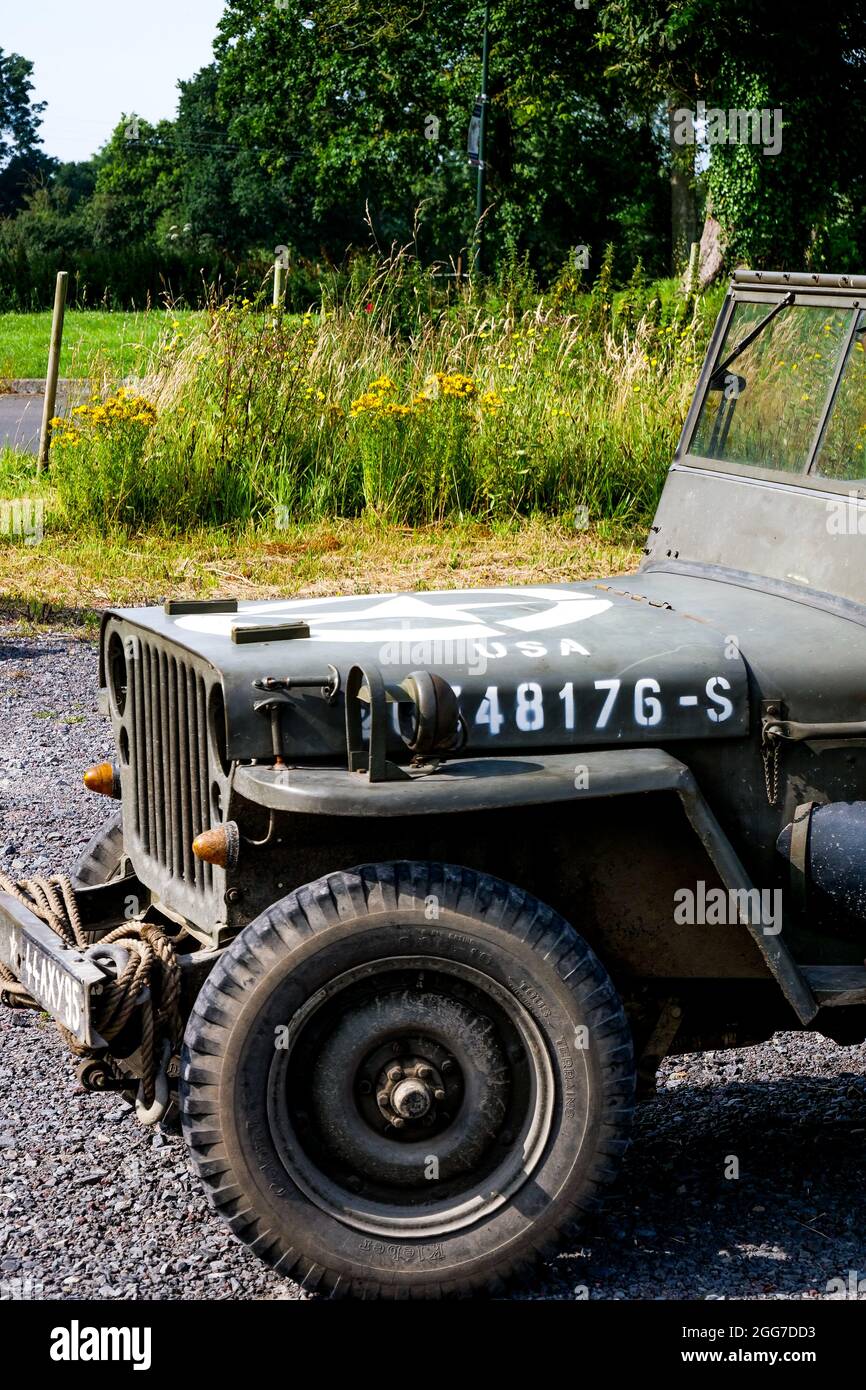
[689, 300, 861, 476]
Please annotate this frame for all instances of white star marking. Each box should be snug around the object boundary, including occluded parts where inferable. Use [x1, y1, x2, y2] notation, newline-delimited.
[172, 587, 612, 642]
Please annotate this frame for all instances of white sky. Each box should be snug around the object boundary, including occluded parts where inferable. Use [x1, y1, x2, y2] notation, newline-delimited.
[3, 0, 228, 162]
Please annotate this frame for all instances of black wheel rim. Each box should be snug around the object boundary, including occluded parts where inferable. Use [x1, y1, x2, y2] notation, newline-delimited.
[266, 954, 562, 1238]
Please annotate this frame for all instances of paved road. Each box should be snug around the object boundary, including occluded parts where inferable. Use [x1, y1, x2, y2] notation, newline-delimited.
[0, 394, 43, 454]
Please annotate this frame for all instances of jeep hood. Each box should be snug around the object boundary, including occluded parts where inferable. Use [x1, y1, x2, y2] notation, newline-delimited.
[105, 583, 750, 760]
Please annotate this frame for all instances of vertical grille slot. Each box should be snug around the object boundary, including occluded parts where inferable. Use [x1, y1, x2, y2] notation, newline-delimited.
[148, 643, 163, 864]
[132, 642, 149, 853]
[176, 660, 193, 886]
[124, 632, 216, 901]
[166, 652, 180, 877]
[196, 675, 213, 891]
[158, 649, 173, 874]
[186, 664, 204, 889]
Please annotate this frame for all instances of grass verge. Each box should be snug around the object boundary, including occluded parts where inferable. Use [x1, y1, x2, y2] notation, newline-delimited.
[0, 517, 641, 632]
[0, 309, 205, 381]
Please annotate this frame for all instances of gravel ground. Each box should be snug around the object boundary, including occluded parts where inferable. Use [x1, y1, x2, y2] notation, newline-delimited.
[1, 626, 865, 1301]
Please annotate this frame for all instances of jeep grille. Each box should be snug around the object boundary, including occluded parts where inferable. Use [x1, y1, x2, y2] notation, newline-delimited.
[128, 636, 215, 896]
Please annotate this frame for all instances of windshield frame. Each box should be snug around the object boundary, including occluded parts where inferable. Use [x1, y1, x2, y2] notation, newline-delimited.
[677, 280, 866, 497]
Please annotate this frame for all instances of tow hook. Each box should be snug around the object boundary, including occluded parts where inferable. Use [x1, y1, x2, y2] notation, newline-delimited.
[84, 941, 130, 980]
[135, 1039, 171, 1127]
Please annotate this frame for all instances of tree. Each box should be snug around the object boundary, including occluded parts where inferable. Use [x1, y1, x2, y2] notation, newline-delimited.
[85, 117, 182, 248]
[211, 0, 669, 277]
[0, 48, 50, 216]
[596, 1, 740, 271]
[596, 0, 866, 275]
[703, 6, 866, 271]
[175, 65, 250, 257]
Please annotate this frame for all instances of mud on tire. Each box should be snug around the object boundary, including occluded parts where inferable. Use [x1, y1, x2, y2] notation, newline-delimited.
[180, 862, 635, 1298]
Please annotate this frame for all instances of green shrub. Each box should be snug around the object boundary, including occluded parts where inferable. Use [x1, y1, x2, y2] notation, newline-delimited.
[47, 249, 713, 533]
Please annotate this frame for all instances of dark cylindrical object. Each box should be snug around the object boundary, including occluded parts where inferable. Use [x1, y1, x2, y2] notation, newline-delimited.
[777, 800, 866, 922]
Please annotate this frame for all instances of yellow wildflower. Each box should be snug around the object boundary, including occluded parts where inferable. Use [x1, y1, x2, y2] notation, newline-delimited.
[436, 372, 477, 398]
[350, 392, 385, 416]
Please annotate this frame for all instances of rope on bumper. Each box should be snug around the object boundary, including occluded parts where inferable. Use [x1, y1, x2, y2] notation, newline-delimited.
[0, 871, 181, 1108]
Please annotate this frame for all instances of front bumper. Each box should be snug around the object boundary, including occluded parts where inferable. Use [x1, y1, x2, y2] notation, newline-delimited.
[0, 892, 105, 1045]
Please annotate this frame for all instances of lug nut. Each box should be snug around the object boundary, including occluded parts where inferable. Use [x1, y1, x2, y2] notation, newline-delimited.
[417, 1065, 434, 1081]
[433, 1088, 446, 1102]
[386, 1065, 403, 1083]
[376, 1091, 391, 1108]
[390, 1117, 405, 1129]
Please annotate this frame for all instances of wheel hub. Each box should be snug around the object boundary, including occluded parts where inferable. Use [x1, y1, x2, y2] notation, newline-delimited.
[305, 988, 511, 1186]
[391, 1077, 431, 1119]
[375, 1056, 446, 1125]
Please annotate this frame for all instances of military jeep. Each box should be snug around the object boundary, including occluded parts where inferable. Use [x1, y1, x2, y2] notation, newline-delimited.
[4, 267, 866, 1298]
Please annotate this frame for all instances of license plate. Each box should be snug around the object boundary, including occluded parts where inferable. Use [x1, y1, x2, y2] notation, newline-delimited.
[0, 893, 105, 1045]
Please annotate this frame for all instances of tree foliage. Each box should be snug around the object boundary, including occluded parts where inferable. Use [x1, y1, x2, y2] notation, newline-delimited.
[1, 4, 865, 307]
[0, 47, 53, 218]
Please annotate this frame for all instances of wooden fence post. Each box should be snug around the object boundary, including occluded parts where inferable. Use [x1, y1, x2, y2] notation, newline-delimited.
[37, 271, 69, 475]
[273, 258, 287, 309]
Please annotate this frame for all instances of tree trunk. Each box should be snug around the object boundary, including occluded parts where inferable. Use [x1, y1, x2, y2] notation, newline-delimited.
[697, 213, 726, 288]
[667, 94, 697, 273]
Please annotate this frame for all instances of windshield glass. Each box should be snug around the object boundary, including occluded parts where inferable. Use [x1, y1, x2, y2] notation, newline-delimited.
[812, 311, 866, 480]
[689, 302, 853, 472]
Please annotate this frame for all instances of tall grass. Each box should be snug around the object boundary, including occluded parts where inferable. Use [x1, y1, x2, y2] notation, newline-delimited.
[49, 248, 719, 534]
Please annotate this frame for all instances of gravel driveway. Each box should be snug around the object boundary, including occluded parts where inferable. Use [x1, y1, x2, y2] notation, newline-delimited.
[1, 626, 865, 1301]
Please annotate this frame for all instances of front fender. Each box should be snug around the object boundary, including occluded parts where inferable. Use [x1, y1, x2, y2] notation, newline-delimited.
[234, 748, 690, 817]
[232, 749, 817, 1025]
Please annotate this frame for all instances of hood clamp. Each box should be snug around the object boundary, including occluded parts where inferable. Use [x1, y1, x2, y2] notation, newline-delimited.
[252, 668, 340, 766]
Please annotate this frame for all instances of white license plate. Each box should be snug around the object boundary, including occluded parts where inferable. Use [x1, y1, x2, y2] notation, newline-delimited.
[0, 894, 105, 1045]
[19, 936, 89, 1037]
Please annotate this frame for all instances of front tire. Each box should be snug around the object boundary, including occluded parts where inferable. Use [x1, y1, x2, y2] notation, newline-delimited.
[72, 810, 125, 887]
[180, 862, 634, 1297]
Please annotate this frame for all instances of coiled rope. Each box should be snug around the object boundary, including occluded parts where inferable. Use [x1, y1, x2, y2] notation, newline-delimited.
[0, 871, 181, 1107]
